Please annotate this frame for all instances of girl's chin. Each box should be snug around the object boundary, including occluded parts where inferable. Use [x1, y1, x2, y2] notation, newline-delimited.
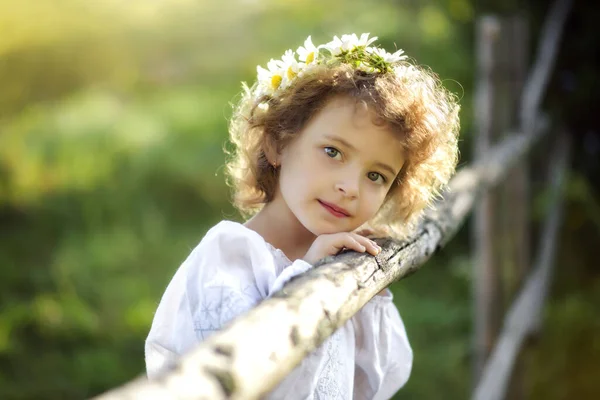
[301, 217, 360, 236]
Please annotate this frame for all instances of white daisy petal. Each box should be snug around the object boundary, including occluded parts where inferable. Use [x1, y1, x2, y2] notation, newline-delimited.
[358, 33, 378, 47]
[389, 49, 407, 62]
[324, 35, 344, 55]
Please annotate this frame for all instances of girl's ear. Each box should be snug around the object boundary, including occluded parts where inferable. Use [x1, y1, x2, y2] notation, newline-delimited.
[263, 133, 280, 167]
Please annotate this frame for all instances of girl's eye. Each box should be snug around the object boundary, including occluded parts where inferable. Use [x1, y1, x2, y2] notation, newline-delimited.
[367, 171, 386, 184]
[324, 147, 341, 160]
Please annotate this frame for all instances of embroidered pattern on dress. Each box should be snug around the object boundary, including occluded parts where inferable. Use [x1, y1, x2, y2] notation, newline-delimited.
[193, 284, 258, 340]
[314, 329, 350, 400]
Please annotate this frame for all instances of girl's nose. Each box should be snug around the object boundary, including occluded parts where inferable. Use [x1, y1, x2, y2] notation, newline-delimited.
[335, 178, 359, 198]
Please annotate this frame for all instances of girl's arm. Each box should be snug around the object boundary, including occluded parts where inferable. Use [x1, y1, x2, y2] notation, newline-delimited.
[352, 290, 413, 399]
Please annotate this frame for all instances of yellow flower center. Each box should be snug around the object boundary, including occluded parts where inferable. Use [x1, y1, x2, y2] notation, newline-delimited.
[271, 74, 282, 89]
[306, 52, 315, 64]
[287, 66, 297, 80]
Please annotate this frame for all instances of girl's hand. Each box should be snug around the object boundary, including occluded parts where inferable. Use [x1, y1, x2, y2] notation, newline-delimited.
[303, 232, 382, 265]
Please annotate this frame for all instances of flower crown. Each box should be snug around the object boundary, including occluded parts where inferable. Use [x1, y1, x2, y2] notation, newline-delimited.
[243, 33, 409, 108]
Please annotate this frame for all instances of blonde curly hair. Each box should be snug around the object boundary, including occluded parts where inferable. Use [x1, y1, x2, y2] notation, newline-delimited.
[225, 61, 460, 237]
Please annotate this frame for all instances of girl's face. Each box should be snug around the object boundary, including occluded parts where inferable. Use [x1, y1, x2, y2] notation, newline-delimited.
[274, 96, 406, 235]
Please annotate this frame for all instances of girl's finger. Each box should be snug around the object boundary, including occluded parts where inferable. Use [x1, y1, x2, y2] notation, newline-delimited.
[341, 236, 366, 253]
[328, 235, 363, 254]
[351, 233, 381, 256]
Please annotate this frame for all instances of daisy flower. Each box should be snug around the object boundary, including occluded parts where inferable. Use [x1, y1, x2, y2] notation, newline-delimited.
[369, 47, 407, 63]
[256, 58, 285, 95]
[281, 49, 301, 86]
[296, 36, 319, 64]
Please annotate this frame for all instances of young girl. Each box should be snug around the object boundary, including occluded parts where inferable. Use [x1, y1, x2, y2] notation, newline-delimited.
[145, 33, 460, 399]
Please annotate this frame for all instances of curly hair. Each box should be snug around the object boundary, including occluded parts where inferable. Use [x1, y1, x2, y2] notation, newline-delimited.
[225, 61, 460, 237]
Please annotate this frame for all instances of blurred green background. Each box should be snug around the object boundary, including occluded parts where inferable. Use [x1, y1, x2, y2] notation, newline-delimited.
[1, 1, 598, 399]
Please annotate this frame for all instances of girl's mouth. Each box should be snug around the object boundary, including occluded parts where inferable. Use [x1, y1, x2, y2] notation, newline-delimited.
[318, 200, 350, 218]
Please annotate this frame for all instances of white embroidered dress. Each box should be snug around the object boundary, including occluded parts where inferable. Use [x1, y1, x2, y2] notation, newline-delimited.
[145, 221, 412, 399]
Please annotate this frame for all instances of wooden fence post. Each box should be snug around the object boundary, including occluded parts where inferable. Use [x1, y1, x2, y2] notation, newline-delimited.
[473, 15, 531, 392]
[501, 15, 530, 400]
[472, 15, 504, 382]
[472, 0, 573, 397]
[472, 131, 571, 400]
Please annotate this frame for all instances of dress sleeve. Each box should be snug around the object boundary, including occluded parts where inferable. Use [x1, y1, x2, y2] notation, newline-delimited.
[352, 289, 413, 400]
[186, 222, 313, 340]
[146, 222, 314, 379]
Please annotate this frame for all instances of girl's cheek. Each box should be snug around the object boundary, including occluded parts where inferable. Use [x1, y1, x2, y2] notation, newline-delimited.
[368, 188, 388, 208]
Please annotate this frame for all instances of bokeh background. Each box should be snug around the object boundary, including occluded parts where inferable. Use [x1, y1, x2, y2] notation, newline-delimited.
[1, 0, 598, 399]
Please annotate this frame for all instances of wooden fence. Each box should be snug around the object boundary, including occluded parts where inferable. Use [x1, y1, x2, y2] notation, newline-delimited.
[472, 0, 572, 399]
[93, 0, 572, 398]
